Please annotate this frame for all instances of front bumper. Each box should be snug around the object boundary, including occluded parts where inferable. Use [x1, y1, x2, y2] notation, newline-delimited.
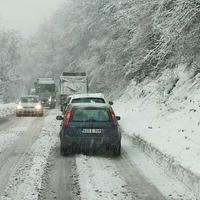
[16, 109, 43, 116]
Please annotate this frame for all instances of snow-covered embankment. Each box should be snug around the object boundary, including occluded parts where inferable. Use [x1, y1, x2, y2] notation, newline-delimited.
[114, 64, 200, 197]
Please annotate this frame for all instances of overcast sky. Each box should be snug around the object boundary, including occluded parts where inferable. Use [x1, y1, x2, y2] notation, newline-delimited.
[0, 0, 66, 36]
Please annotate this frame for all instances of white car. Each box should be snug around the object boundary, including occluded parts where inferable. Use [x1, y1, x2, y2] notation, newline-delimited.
[61, 93, 113, 113]
[16, 95, 44, 117]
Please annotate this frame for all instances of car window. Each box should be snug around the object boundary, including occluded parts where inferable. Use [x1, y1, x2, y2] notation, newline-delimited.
[71, 98, 105, 104]
[72, 107, 110, 122]
[66, 97, 72, 104]
[63, 97, 72, 113]
[20, 97, 39, 103]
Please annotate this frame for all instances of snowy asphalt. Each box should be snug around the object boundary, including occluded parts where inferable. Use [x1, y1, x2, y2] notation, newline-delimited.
[0, 109, 196, 200]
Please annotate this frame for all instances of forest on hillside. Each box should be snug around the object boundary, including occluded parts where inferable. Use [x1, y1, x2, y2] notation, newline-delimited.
[1, 0, 200, 101]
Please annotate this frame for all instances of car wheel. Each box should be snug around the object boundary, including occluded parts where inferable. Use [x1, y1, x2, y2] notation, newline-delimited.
[60, 143, 71, 156]
[112, 143, 121, 157]
[60, 145, 67, 156]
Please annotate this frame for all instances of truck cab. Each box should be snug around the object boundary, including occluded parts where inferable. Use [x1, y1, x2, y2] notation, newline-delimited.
[35, 78, 57, 109]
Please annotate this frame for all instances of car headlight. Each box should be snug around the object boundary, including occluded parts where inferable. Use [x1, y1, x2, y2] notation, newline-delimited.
[17, 104, 23, 110]
[49, 97, 52, 102]
[35, 104, 42, 110]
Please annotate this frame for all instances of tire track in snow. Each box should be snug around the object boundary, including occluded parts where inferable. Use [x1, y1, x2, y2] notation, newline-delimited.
[0, 110, 60, 200]
[76, 155, 135, 200]
[0, 116, 46, 197]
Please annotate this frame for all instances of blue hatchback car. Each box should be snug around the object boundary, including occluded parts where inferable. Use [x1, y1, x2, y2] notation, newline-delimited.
[56, 103, 121, 156]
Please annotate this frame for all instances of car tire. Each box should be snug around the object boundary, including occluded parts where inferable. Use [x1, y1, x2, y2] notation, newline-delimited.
[60, 145, 67, 156]
[112, 143, 121, 157]
[82, 148, 89, 155]
[60, 143, 71, 156]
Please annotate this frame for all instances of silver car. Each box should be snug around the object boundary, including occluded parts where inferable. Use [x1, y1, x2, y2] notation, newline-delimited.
[61, 93, 113, 113]
[16, 95, 44, 117]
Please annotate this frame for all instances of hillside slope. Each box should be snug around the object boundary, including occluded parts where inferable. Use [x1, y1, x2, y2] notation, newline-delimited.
[115, 64, 200, 197]
[19, 0, 200, 99]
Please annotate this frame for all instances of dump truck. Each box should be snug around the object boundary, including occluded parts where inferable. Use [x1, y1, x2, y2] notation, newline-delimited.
[34, 78, 57, 108]
[59, 72, 88, 106]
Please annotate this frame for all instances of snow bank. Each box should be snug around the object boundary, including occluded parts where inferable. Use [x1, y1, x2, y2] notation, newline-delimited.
[114, 65, 200, 197]
[0, 103, 15, 119]
[1, 110, 60, 200]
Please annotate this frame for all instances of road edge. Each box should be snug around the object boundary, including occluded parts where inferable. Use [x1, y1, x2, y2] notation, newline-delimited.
[124, 133, 200, 198]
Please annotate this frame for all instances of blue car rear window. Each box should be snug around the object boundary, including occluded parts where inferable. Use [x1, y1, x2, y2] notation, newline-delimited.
[72, 107, 110, 122]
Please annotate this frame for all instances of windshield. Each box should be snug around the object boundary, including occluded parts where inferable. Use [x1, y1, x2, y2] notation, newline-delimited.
[38, 84, 55, 96]
[71, 98, 105, 104]
[72, 107, 110, 122]
[20, 97, 39, 103]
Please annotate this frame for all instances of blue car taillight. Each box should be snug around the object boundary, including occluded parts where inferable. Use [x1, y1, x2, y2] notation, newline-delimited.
[110, 111, 119, 127]
[64, 107, 73, 128]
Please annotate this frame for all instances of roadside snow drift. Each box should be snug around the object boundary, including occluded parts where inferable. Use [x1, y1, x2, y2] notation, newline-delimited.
[0, 103, 15, 119]
[114, 64, 200, 196]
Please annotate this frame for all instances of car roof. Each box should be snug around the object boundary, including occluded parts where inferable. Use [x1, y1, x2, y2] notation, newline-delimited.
[70, 93, 105, 99]
[70, 102, 110, 109]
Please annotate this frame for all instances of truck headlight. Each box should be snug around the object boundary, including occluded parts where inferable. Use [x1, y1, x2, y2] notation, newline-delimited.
[17, 104, 23, 110]
[35, 104, 42, 110]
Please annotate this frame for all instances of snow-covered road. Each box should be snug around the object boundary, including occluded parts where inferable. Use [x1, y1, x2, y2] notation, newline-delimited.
[0, 109, 196, 200]
[39, 140, 166, 200]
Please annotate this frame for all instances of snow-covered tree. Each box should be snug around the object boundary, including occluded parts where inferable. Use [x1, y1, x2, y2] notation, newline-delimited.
[19, 0, 200, 98]
[0, 30, 21, 102]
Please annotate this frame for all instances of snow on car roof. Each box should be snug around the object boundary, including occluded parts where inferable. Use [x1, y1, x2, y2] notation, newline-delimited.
[21, 95, 39, 98]
[71, 93, 105, 99]
[71, 102, 110, 108]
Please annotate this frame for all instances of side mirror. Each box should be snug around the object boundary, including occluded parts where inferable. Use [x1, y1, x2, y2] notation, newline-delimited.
[116, 116, 121, 121]
[56, 115, 64, 120]
[109, 101, 114, 105]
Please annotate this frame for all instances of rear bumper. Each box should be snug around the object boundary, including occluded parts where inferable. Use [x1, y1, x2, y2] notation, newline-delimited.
[61, 136, 121, 148]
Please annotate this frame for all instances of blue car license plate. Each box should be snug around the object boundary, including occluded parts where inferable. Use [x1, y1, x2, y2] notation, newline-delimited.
[81, 129, 103, 134]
